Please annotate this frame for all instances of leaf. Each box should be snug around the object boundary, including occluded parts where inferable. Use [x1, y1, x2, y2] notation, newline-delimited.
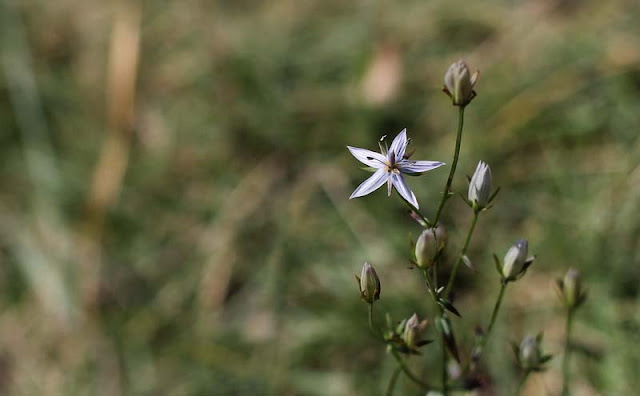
[416, 339, 434, 347]
[457, 192, 472, 208]
[439, 317, 461, 363]
[493, 254, 502, 276]
[539, 354, 553, 364]
[488, 186, 501, 204]
[462, 254, 474, 271]
[438, 298, 462, 317]
[510, 341, 520, 362]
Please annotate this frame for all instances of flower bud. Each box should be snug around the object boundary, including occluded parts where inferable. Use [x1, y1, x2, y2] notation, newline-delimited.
[443, 60, 479, 106]
[357, 262, 380, 303]
[415, 225, 448, 268]
[519, 335, 541, 370]
[468, 161, 492, 210]
[501, 239, 533, 281]
[557, 267, 586, 309]
[563, 268, 580, 306]
[402, 313, 428, 350]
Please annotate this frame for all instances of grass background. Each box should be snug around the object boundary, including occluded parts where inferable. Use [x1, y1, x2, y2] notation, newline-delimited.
[1, 0, 640, 394]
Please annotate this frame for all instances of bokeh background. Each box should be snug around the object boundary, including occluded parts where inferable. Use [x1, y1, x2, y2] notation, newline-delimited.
[1, 0, 639, 395]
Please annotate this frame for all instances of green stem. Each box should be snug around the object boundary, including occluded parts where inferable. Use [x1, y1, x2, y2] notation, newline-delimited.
[444, 211, 479, 296]
[466, 281, 508, 371]
[434, 106, 466, 225]
[561, 308, 574, 396]
[422, 269, 442, 311]
[390, 350, 431, 390]
[368, 303, 374, 333]
[423, 270, 448, 395]
[487, 281, 507, 337]
[441, 335, 448, 396]
[516, 370, 531, 394]
[385, 366, 402, 396]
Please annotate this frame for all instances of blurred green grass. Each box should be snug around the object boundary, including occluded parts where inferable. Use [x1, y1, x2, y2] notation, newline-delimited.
[1, 0, 640, 394]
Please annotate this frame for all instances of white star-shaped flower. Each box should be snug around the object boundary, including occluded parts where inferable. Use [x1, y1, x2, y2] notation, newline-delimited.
[347, 129, 445, 209]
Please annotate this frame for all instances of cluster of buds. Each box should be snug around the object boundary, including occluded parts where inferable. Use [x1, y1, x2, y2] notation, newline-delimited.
[466, 161, 499, 213]
[494, 239, 536, 283]
[384, 313, 431, 354]
[443, 60, 479, 107]
[512, 333, 553, 372]
[555, 268, 587, 310]
[414, 224, 448, 268]
[355, 262, 380, 304]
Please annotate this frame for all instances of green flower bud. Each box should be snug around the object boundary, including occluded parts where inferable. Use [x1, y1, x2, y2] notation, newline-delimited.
[563, 268, 580, 307]
[502, 239, 533, 281]
[556, 267, 586, 309]
[443, 60, 479, 107]
[468, 161, 492, 210]
[519, 335, 541, 370]
[415, 225, 448, 268]
[402, 313, 428, 350]
[356, 262, 380, 303]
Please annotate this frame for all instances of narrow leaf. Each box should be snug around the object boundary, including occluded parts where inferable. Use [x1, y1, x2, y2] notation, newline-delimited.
[493, 254, 502, 276]
[439, 298, 462, 317]
[462, 254, 474, 271]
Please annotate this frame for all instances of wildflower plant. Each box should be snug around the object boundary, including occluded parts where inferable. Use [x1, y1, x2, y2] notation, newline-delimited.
[347, 60, 586, 395]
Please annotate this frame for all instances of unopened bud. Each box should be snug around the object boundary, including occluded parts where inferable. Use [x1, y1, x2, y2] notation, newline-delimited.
[519, 335, 541, 370]
[356, 262, 380, 303]
[402, 313, 428, 350]
[564, 268, 580, 306]
[557, 268, 586, 309]
[468, 161, 492, 210]
[415, 225, 448, 268]
[502, 239, 534, 281]
[443, 60, 479, 106]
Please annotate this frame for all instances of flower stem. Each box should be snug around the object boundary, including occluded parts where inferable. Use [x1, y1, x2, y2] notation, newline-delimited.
[390, 349, 432, 390]
[516, 370, 531, 394]
[434, 106, 466, 225]
[441, 337, 448, 396]
[487, 281, 507, 338]
[471, 281, 507, 364]
[561, 308, 574, 396]
[368, 303, 374, 333]
[422, 269, 442, 311]
[385, 366, 402, 396]
[423, 269, 448, 395]
[444, 211, 479, 296]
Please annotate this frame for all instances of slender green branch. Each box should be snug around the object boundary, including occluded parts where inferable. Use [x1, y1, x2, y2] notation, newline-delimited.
[368, 303, 374, 333]
[444, 211, 479, 296]
[433, 263, 438, 289]
[385, 366, 402, 396]
[441, 334, 448, 396]
[434, 106, 466, 225]
[423, 269, 448, 395]
[487, 281, 507, 337]
[422, 269, 442, 311]
[390, 350, 431, 390]
[561, 308, 574, 396]
[470, 281, 507, 366]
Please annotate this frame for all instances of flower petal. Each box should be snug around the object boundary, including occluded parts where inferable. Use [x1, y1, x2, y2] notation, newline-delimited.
[391, 172, 419, 208]
[350, 169, 389, 199]
[389, 129, 408, 160]
[398, 160, 445, 174]
[347, 146, 386, 168]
